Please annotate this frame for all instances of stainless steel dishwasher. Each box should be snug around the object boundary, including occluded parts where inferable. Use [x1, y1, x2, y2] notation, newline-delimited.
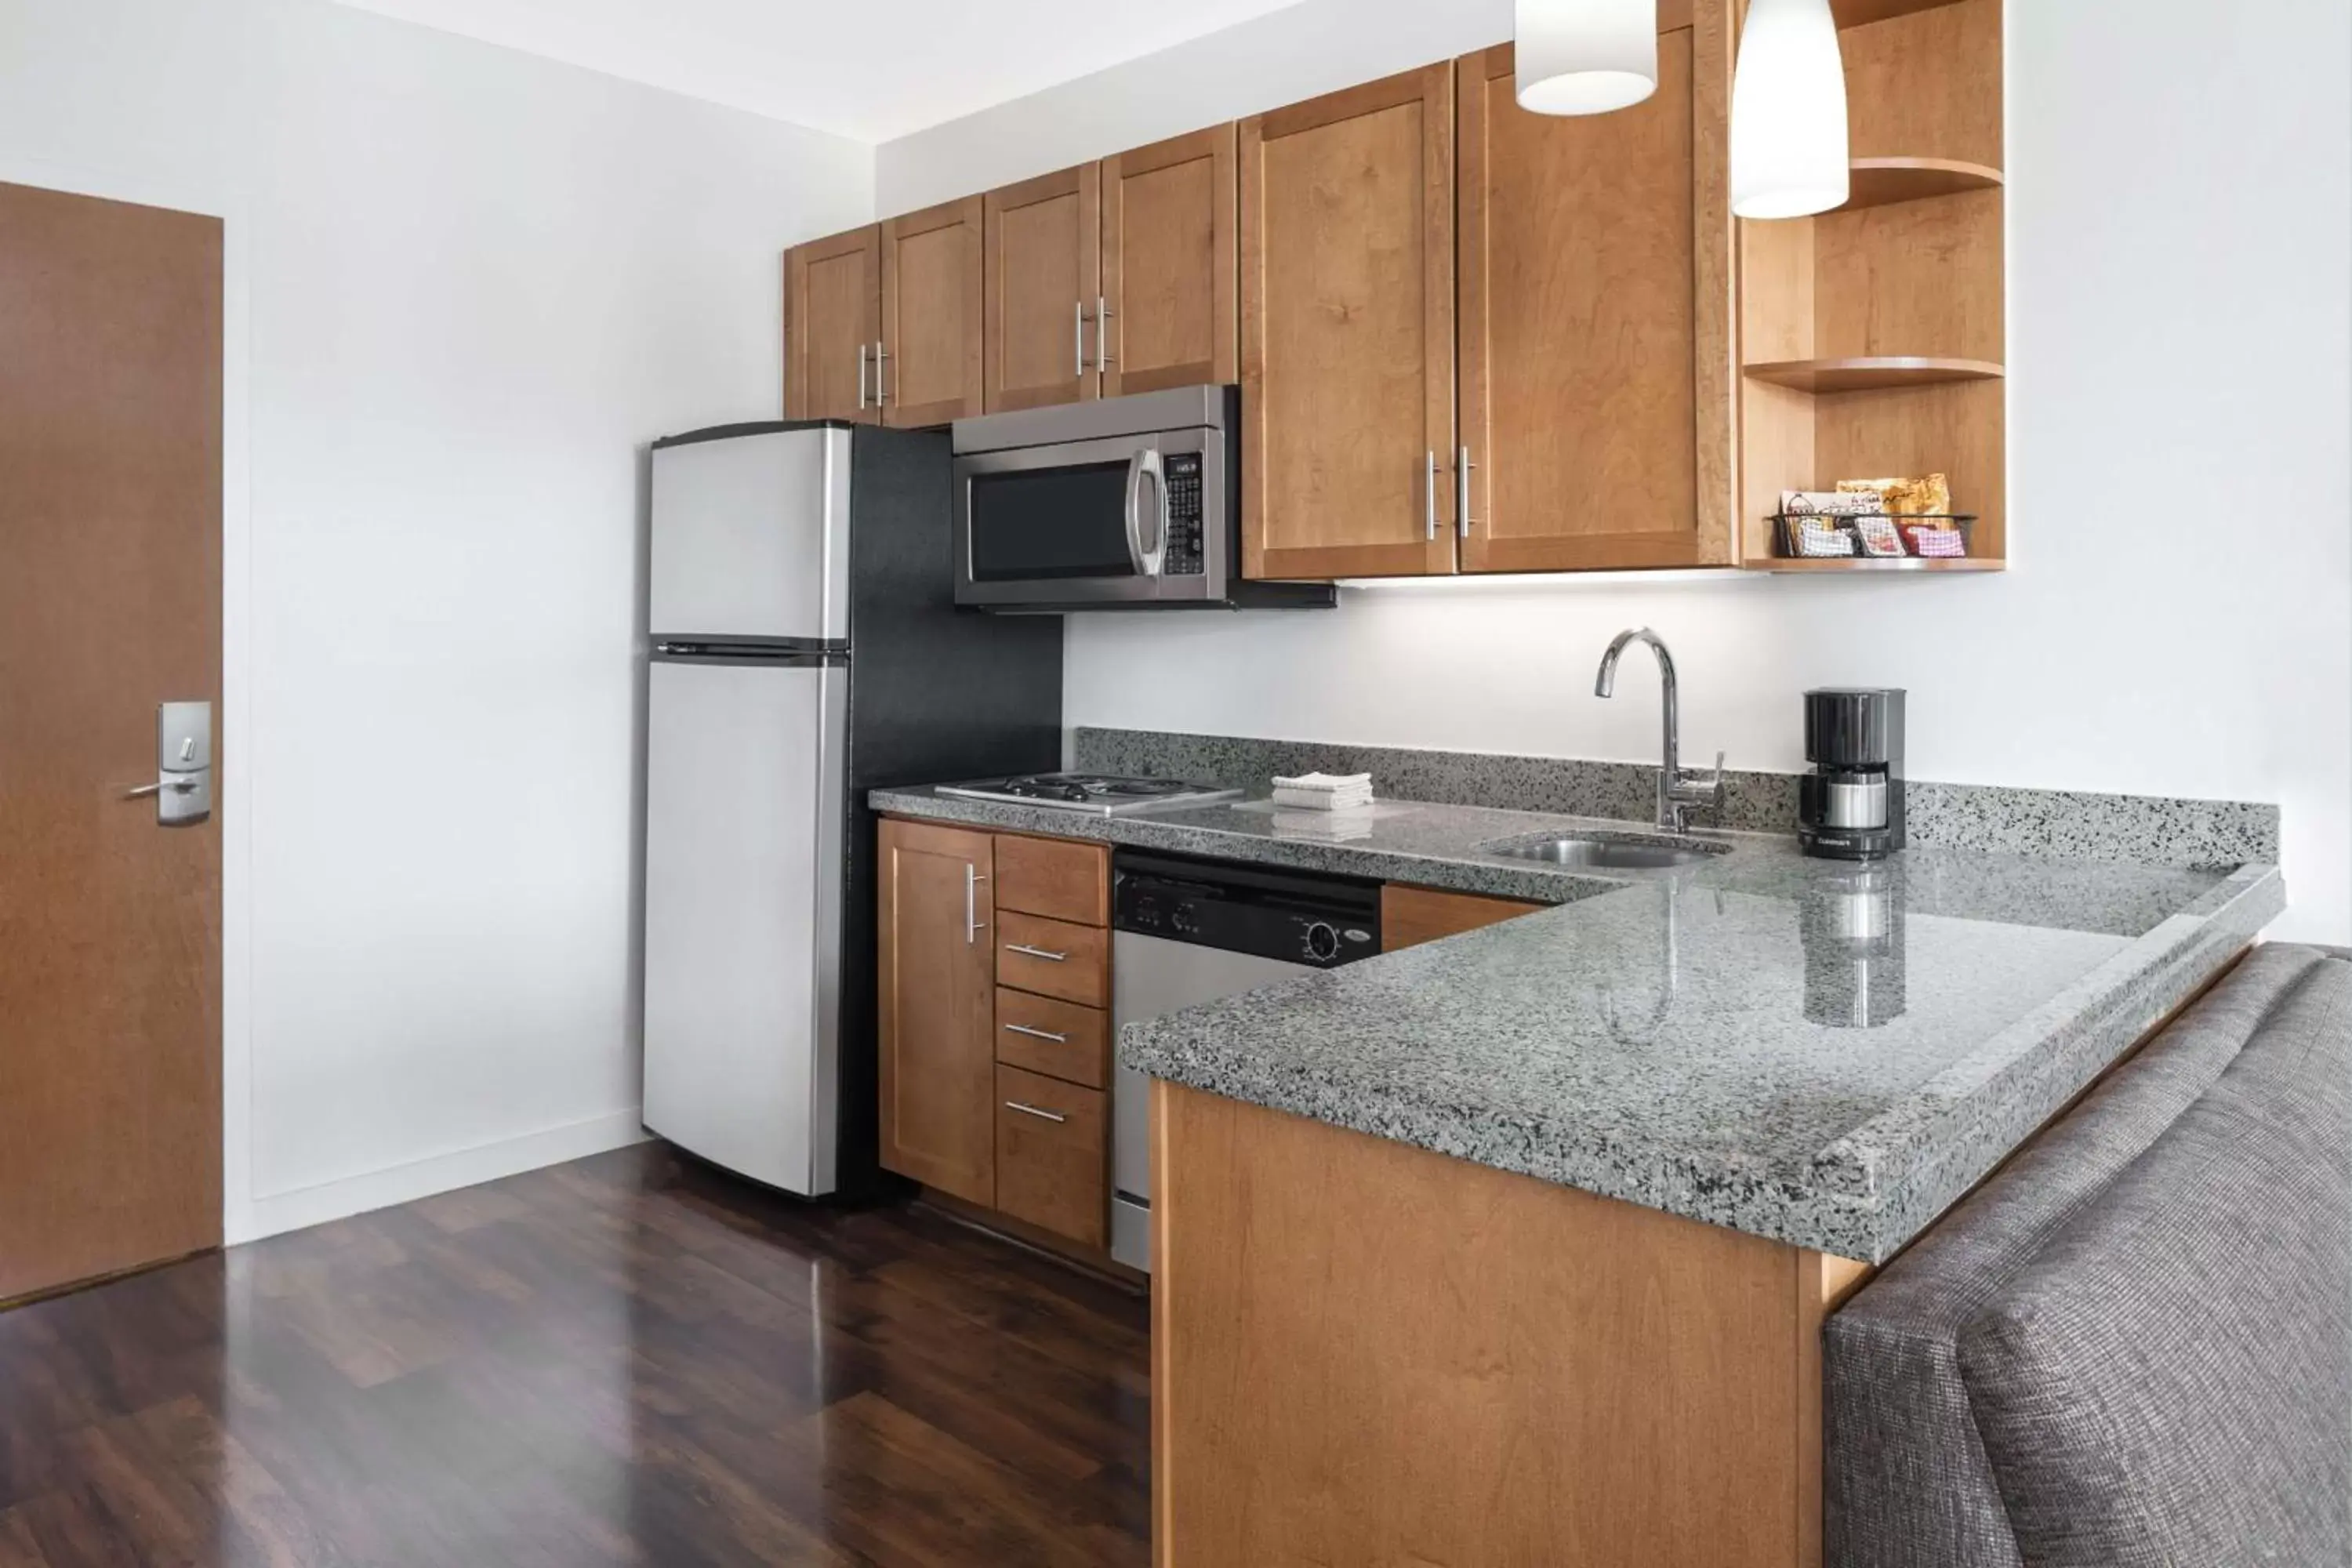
[1109, 848, 1383, 1271]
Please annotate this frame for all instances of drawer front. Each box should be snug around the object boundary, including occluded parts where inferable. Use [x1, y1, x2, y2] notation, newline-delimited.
[993, 833, 1109, 926]
[996, 987, 1109, 1089]
[994, 1065, 1107, 1250]
[996, 910, 1109, 1007]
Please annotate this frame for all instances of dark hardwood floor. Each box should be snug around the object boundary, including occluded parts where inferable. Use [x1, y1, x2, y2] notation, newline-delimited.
[0, 1145, 1151, 1566]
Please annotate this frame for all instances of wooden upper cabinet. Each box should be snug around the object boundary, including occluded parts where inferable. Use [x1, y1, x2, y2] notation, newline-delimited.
[880, 196, 985, 428]
[877, 818, 996, 1205]
[985, 166, 1102, 412]
[1457, 10, 1733, 572]
[784, 225, 882, 424]
[1101, 125, 1239, 398]
[1241, 67, 1457, 581]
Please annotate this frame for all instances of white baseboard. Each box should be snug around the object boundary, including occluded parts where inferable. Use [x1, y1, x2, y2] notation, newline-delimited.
[232, 1109, 650, 1244]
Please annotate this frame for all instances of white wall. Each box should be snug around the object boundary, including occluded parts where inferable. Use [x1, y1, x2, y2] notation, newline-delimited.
[0, 0, 872, 1239]
[879, 0, 2352, 944]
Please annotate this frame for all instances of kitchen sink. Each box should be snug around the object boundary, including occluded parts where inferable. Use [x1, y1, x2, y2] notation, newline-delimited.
[1475, 833, 1733, 870]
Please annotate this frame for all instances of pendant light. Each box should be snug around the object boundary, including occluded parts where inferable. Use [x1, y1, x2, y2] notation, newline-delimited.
[1730, 0, 1849, 217]
[1515, 0, 1658, 116]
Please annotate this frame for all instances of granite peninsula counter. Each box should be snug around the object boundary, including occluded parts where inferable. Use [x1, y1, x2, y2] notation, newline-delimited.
[873, 783, 2283, 1264]
[871, 783, 2284, 1568]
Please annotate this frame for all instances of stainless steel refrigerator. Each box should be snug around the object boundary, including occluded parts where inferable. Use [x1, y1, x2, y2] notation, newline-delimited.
[642, 420, 1060, 1198]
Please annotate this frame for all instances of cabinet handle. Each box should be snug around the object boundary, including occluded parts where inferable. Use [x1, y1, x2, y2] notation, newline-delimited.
[873, 340, 888, 406]
[1075, 299, 1087, 379]
[857, 343, 869, 412]
[1004, 943, 1068, 963]
[1457, 446, 1476, 539]
[1424, 450, 1438, 541]
[1095, 294, 1115, 373]
[1004, 1100, 1068, 1124]
[965, 866, 989, 945]
[1003, 1022, 1069, 1044]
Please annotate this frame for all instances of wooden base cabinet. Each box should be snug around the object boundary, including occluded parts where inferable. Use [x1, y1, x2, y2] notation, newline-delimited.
[879, 819, 1115, 1253]
[1151, 1080, 1871, 1566]
[1380, 884, 1544, 951]
[877, 818, 996, 1204]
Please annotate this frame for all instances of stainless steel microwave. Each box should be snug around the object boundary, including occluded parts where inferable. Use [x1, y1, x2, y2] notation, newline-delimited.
[951, 386, 1334, 612]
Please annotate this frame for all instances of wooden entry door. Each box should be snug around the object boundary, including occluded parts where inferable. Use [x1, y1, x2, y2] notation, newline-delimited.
[0, 182, 224, 1303]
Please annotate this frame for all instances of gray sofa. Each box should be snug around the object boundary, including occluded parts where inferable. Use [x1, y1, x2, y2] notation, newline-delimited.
[1826, 942, 2350, 1568]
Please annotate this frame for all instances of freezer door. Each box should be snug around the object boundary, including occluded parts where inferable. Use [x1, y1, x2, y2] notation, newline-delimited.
[651, 427, 851, 641]
[644, 657, 847, 1194]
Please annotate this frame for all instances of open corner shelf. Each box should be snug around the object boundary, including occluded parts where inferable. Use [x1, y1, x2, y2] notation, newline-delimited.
[1741, 357, 2004, 394]
[1741, 555, 2005, 575]
[1842, 158, 2003, 211]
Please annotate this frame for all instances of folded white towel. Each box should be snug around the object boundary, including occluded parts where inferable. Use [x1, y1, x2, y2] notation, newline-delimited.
[1270, 770, 1374, 811]
[1271, 771, 1373, 793]
[1272, 793, 1370, 811]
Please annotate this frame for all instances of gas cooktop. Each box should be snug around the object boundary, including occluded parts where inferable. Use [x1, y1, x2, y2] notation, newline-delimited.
[935, 772, 1242, 816]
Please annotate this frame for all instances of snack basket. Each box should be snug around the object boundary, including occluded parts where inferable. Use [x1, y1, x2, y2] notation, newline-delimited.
[1771, 513, 1976, 561]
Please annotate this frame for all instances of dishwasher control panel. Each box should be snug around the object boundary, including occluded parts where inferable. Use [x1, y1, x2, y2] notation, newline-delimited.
[1112, 848, 1381, 968]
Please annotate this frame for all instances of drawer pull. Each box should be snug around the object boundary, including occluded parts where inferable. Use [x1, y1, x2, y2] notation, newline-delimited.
[1004, 1022, 1069, 1044]
[1004, 943, 1068, 963]
[1004, 1100, 1068, 1124]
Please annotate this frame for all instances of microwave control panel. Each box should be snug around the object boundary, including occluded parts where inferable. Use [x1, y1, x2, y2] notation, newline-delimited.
[1163, 452, 1204, 577]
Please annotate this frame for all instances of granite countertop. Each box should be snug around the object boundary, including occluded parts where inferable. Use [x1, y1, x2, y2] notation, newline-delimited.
[870, 785, 2285, 1261]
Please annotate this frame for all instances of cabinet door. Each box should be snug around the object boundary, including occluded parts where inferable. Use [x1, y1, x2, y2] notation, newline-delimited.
[1241, 66, 1457, 580]
[1457, 15, 1733, 572]
[880, 197, 984, 429]
[1101, 125, 1238, 399]
[984, 165, 1100, 412]
[877, 818, 996, 1203]
[784, 225, 882, 424]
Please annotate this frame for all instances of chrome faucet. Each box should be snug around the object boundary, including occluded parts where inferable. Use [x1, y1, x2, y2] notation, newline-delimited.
[1594, 628, 1726, 834]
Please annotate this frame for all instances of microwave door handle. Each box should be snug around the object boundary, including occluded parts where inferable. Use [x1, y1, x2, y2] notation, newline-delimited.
[1123, 446, 1167, 579]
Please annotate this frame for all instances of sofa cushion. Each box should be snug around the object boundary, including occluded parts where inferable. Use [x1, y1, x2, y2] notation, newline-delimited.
[1958, 949, 2351, 1568]
[1824, 942, 2336, 1568]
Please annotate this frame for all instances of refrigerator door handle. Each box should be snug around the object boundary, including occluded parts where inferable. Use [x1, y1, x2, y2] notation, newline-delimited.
[965, 866, 989, 945]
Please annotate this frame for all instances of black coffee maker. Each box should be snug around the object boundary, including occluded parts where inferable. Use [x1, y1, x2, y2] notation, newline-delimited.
[1798, 688, 1905, 860]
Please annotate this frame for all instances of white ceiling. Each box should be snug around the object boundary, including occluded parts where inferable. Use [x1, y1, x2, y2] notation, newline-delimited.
[335, 0, 1310, 143]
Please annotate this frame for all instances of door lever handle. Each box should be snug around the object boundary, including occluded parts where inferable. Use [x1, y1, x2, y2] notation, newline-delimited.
[122, 779, 198, 799]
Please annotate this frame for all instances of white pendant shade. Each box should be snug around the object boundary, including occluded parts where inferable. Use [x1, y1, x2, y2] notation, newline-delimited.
[1730, 0, 1850, 218]
[1515, 0, 1658, 116]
